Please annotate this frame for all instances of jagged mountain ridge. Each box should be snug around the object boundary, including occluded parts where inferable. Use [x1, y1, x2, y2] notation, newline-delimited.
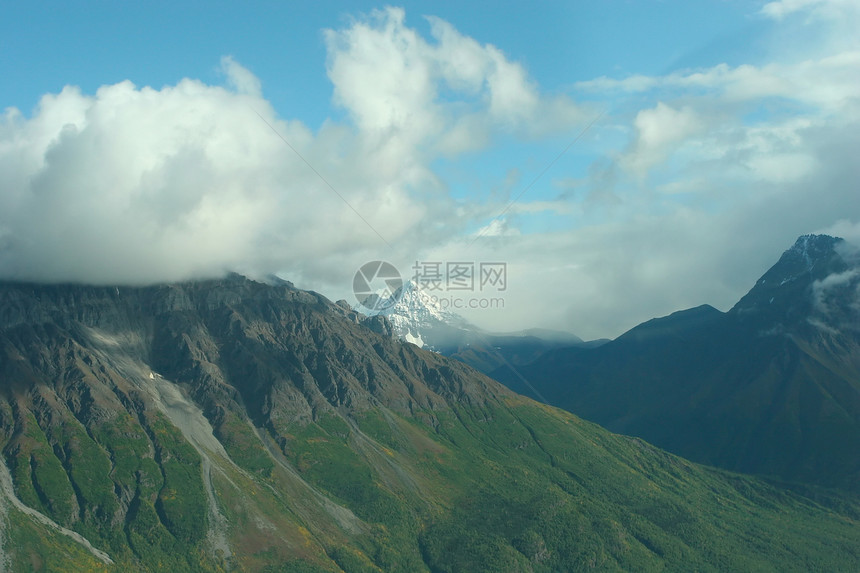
[495, 234, 860, 491]
[0, 274, 858, 571]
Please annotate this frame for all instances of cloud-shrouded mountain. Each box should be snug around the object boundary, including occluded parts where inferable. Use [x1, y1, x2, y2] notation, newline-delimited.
[358, 280, 590, 374]
[2, 3, 860, 342]
[1, 274, 859, 570]
[496, 234, 860, 491]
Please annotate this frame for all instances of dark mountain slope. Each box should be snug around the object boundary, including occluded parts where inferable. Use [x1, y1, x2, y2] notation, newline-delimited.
[0, 274, 858, 571]
[496, 235, 860, 491]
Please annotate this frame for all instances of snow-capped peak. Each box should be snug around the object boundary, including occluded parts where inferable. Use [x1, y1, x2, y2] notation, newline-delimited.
[357, 281, 472, 349]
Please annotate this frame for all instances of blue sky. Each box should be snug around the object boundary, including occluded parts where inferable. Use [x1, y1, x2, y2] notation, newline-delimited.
[2, 2, 762, 117]
[1, 1, 859, 338]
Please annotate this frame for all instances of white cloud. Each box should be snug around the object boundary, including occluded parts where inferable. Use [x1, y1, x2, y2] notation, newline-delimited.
[324, 7, 586, 147]
[760, 0, 860, 21]
[220, 56, 262, 97]
[810, 264, 860, 331]
[745, 152, 817, 183]
[0, 62, 435, 285]
[579, 32, 859, 193]
[576, 54, 860, 117]
[472, 218, 520, 238]
[325, 8, 437, 135]
[813, 269, 858, 293]
[623, 103, 706, 175]
[818, 220, 860, 245]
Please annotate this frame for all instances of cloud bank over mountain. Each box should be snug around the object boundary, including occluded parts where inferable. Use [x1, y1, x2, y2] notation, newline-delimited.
[1, 3, 859, 338]
[0, 8, 582, 285]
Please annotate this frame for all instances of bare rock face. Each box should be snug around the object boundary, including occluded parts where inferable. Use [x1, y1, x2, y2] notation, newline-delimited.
[1, 276, 496, 425]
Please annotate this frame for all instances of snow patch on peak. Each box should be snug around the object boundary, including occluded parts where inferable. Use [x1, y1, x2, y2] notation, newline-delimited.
[403, 330, 425, 347]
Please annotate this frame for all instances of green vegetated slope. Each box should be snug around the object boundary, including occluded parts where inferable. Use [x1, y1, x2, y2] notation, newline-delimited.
[0, 276, 857, 572]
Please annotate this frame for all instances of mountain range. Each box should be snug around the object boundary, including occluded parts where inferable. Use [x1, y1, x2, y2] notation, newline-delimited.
[493, 234, 860, 492]
[0, 270, 858, 570]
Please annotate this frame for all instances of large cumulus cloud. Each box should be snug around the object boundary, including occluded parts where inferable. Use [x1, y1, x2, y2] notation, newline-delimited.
[0, 63, 426, 284]
[0, 8, 583, 288]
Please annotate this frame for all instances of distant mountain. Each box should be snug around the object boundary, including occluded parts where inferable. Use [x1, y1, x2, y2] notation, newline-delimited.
[495, 234, 860, 491]
[358, 281, 593, 374]
[1, 275, 859, 571]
